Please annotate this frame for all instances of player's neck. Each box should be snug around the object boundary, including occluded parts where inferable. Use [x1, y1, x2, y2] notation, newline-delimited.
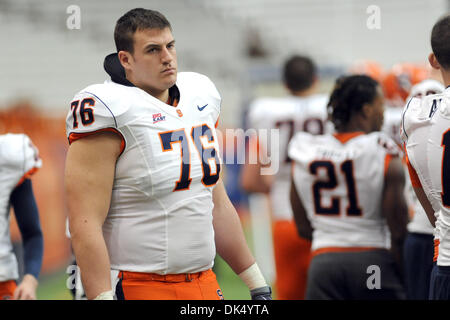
[339, 120, 370, 134]
[290, 86, 316, 97]
[441, 70, 450, 88]
[125, 72, 169, 103]
[136, 85, 169, 102]
[146, 87, 169, 103]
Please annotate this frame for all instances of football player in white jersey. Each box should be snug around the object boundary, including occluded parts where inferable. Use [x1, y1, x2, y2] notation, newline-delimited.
[0, 134, 43, 299]
[289, 75, 408, 299]
[402, 79, 444, 300]
[381, 63, 428, 146]
[64, 8, 271, 300]
[241, 55, 328, 299]
[401, 14, 450, 300]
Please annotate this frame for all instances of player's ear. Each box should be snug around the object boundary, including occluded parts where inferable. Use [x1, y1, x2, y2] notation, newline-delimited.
[118, 51, 133, 71]
[428, 53, 441, 70]
[361, 103, 372, 119]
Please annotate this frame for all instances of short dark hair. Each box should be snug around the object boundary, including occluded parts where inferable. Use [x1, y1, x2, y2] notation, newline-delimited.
[282, 55, 316, 92]
[114, 8, 172, 53]
[328, 75, 379, 131]
[431, 14, 450, 70]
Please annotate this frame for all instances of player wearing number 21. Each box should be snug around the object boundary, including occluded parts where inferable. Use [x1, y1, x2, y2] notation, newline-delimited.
[289, 75, 408, 299]
[64, 8, 271, 300]
[401, 14, 450, 300]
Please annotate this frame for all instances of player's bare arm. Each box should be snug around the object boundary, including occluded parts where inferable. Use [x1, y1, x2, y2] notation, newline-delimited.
[406, 158, 436, 226]
[212, 179, 272, 299]
[289, 180, 313, 240]
[413, 186, 436, 227]
[382, 156, 408, 272]
[241, 161, 273, 194]
[241, 135, 273, 193]
[64, 132, 122, 300]
[212, 179, 255, 273]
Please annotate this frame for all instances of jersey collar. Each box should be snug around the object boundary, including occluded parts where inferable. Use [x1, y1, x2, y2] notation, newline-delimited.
[103, 53, 180, 106]
[104, 53, 135, 87]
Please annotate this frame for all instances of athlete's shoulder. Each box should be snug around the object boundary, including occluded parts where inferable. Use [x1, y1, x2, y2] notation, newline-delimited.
[177, 72, 221, 102]
[288, 131, 326, 162]
[0, 133, 41, 173]
[367, 131, 402, 156]
[66, 80, 135, 137]
[437, 89, 450, 118]
[74, 80, 132, 116]
[247, 97, 296, 128]
[400, 94, 444, 142]
[304, 93, 329, 107]
[249, 97, 291, 114]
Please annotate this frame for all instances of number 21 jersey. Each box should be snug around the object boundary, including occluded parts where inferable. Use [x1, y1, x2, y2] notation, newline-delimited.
[288, 131, 401, 251]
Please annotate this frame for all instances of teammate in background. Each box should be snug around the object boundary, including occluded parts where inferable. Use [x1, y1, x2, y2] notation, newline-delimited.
[348, 59, 385, 83]
[0, 134, 43, 300]
[402, 79, 445, 299]
[401, 14, 450, 300]
[289, 75, 407, 299]
[241, 55, 328, 299]
[64, 8, 271, 300]
[381, 63, 428, 146]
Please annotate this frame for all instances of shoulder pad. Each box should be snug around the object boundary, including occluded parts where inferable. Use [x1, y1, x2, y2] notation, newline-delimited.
[0, 133, 41, 178]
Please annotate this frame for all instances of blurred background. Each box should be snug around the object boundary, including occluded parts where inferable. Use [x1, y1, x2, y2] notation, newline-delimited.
[0, 0, 448, 299]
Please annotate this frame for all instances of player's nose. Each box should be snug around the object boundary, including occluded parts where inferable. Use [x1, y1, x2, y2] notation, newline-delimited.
[161, 47, 173, 63]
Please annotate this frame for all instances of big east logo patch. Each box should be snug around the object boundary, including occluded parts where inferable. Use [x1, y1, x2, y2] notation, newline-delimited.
[152, 113, 166, 124]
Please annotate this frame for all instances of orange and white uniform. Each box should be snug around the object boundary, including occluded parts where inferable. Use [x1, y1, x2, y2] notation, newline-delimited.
[0, 134, 41, 298]
[405, 80, 445, 237]
[288, 131, 401, 252]
[246, 95, 328, 299]
[66, 72, 223, 298]
[401, 88, 450, 266]
[382, 104, 403, 146]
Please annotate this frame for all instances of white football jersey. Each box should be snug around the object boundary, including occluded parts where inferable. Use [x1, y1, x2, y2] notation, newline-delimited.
[288, 131, 401, 251]
[404, 174, 434, 235]
[382, 105, 403, 146]
[247, 94, 329, 220]
[0, 133, 41, 281]
[401, 88, 450, 266]
[404, 79, 445, 236]
[66, 72, 222, 274]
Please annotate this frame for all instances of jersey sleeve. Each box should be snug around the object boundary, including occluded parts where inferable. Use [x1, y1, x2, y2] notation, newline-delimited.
[2, 134, 42, 186]
[376, 131, 403, 158]
[66, 90, 125, 153]
[202, 75, 221, 124]
[287, 132, 314, 164]
[246, 99, 280, 159]
[20, 135, 42, 185]
[405, 151, 422, 188]
[400, 96, 438, 144]
[178, 72, 221, 126]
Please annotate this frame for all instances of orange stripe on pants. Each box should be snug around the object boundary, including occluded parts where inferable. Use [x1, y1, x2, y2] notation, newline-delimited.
[0, 280, 16, 300]
[272, 220, 311, 300]
[117, 269, 224, 300]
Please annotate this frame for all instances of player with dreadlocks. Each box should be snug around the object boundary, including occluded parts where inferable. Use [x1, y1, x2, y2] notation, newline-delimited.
[288, 75, 408, 299]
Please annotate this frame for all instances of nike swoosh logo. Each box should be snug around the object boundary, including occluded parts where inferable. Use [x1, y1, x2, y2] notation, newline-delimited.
[197, 104, 208, 111]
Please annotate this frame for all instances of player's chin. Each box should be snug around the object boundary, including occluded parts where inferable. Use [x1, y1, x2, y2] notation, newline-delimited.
[162, 74, 177, 88]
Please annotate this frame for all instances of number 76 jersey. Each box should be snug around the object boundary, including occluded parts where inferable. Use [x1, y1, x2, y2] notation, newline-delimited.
[288, 131, 401, 251]
[66, 72, 222, 275]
